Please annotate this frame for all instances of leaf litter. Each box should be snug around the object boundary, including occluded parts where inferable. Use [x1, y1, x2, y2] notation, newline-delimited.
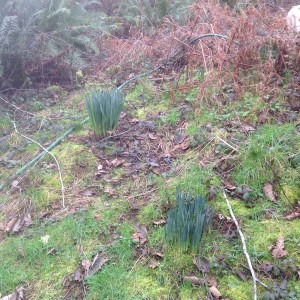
[1, 16, 300, 299]
[0, 287, 24, 300]
[271, 237, 288, 259]
[5, 214, 33, 234]
[131, 224, 148, 245]
[284, 202, 300, 220]
[73, 252, 109, 283]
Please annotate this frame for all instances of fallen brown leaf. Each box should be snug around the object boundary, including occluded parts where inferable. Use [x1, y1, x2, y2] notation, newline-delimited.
[236, 270, 247, 281]
[153, 219, 166, 225]
[93, 213, 102, 221]
[104, 187, 115, 196]
[131, 232, 140, 243]
[224, 182, 237, 191]
[11, 180, 19, 188]
[271, 237, 288, 258]
[149, 261, 159, 269]
[148, 133, 157, 140]
[48, 163, 56, 169]
[132, 225, 148, 245]
[241, 124, 256, 133]
[12, 219, 23, 233]
[94, 169, 107, 178]
[180, 141, 190, 150]
[6, 217, 18, 233]
[74, 268, 82, 281]
[206, 275, 218, 287]
[152, 252, 164, 259]
[81, 259, 91, 272]
[6, 214, 33, 234]
[193, 257, 210, 273]
[23, 214, 33, 227]
[123, 162, 132, 167]
[263, 183, 277, 202]
[51, 202, 60, 209]
[81, 189, 96, 197]
[284, 203, 300, 220]
[209, 286, 222, 299]
[284, 211, 300, 220]
[130, 118, 139, 123]
[111, 158, 125, 167]
[183, 275, 203, 286]
[69, 207, 77, 214]
[0, 222, 5, 232]
[174, 132, 188, 145]
[152, 168, 160, 175]
[87, 253, 109, 276]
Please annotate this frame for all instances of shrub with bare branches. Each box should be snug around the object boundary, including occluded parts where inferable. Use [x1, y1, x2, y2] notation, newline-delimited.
[95, 0, 299, 110]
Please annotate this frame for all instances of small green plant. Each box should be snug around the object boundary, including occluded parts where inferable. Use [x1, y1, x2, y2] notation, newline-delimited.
[161, 109, 180, 125]
[165, 189, 213, 252]
[85, 88, 124, 137]
[262, 280, 300, 300]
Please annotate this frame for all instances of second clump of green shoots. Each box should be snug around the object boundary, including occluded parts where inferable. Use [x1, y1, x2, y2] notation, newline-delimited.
[165, 189, 214, 252]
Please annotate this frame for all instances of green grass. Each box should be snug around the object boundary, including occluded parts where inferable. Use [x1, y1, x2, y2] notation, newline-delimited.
[0, 114, 11, 136]
[85, 222, 134, 299]
[125, 79, 158, 106]
[160, 108, 180, 125]
[0, 211, 103, 298]
[2, 67, 300, 300]
[138, 202, 162, 225]
[234, 123, 300, 200]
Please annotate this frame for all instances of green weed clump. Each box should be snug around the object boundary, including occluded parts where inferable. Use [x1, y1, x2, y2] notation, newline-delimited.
[165, 189, 213, 252]
[85, 88, 124, 137]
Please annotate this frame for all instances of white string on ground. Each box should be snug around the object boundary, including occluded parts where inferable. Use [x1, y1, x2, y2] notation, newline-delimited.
[222, 189, 267, 300]
[12, 121, 66, 208]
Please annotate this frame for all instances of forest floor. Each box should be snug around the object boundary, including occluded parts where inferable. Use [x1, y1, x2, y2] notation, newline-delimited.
[0, 67, 299, 300]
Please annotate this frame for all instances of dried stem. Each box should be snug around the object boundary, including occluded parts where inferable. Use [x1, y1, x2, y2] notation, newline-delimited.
[0, 95, 35, 116]
[12, 121, 66, 208]
[222, 189, 267, 300]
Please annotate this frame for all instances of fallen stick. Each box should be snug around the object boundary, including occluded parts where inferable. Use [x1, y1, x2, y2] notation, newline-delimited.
[222, 189, 267, 300]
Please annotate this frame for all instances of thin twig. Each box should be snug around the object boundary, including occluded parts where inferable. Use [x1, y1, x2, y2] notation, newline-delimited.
[12, 120, 66, 208]
[0, 95, 35, 116]
[95, 125, 138, 145]
[222, 189, 267, 300]
[214, 134, 239, 153]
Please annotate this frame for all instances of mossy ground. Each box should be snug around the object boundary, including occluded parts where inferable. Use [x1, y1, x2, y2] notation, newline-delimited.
[0, 76, 300, 300]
